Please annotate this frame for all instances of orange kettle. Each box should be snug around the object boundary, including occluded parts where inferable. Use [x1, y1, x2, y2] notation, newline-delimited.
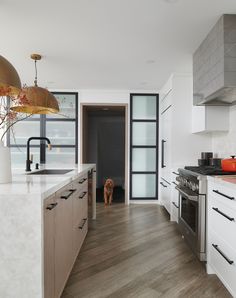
[221, 156, 236, 172]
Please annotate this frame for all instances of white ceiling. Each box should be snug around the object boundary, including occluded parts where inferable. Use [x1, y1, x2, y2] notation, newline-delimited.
[1, 0, 236, 90]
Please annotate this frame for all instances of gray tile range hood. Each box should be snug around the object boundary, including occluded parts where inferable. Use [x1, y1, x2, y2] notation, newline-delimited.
[193, 14, 236, 106]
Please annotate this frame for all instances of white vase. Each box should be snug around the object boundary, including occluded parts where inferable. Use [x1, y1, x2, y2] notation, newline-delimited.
[0, 140, 12, 183]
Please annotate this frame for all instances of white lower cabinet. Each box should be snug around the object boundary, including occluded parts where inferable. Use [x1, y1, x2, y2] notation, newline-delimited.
[207, 180, 236, 297]
[170, 170, 179, 222]
[160, 177, 171, 214]
[44, 173, 89, 298]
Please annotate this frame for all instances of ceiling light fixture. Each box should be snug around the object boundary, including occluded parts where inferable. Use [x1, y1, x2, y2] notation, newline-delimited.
[11, 54, 59, 114]
[0, 55, 21, 96]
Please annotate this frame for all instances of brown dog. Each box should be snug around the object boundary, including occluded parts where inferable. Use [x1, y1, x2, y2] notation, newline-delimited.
[104, 178, 114, 205]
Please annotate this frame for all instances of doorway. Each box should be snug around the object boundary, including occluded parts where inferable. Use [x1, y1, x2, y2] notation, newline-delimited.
[81, 104, 128, 204]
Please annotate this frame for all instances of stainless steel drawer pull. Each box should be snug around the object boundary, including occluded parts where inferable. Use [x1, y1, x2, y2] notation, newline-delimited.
[79, 191, 87, 199]
[46, 203, 58, 210]
[212, 244, 234, 265]
[79, 218, 87, 229]
[160, 182, 167, 188]
[61, 189, 76, 200]
[79, 178, 87, 184]
[213, 189, 235, 200]
[212, 207, 235, 221]
[172, 202, 179, 209]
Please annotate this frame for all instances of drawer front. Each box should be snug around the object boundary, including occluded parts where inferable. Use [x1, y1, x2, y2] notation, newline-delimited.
[208, 230, 236, 296]
[208, 182, 236, 211]
[208, 195, 236, 248]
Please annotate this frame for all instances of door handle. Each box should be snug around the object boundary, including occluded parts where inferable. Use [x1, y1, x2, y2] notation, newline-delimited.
[161, 139, 166, 168]
[61, 189, 76, 200]
[79, 191, 87, 199]
[46, 203, 58, 210]
[79, 218, 87, 229]
[212, 190, 235, 201]
[212, 207, 234, 221]
[212, 244, 234, 265]
[79, 178, 87, 184]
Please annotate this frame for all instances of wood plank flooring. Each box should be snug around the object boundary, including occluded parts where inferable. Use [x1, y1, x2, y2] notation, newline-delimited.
[62, 203, 231, 298]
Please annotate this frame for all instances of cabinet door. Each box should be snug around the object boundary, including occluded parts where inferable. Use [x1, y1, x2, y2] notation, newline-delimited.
[44, 195, 57, 298]
[160, 179, 171, 214]
[54, 186, 74, 298]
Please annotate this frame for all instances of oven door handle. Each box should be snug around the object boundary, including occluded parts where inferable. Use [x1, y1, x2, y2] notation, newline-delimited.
[175, 186, 198, 202]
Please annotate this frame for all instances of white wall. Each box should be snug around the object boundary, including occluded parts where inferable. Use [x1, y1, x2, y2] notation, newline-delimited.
[212, 105, 236, 158]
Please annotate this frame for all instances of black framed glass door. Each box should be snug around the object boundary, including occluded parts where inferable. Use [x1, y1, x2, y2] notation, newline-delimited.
[130, 94, 159, 200]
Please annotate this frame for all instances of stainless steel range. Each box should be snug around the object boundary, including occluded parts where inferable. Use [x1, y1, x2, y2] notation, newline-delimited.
[176, 166, 235, 262]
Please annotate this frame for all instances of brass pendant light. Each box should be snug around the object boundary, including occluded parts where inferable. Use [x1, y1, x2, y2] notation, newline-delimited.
[0, 55, 21, 96]
[11, 54, 59, 114]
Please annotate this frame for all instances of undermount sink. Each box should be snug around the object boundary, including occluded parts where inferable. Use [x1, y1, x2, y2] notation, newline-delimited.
[28, 169, 73, 175]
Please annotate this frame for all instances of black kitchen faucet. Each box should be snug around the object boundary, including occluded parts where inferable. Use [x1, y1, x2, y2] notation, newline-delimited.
[26, 137, 51, 172]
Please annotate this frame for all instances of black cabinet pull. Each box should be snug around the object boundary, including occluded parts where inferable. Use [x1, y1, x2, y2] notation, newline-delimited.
[172, 202, 179, 209]
[161, 139, 166, 168]
[79, 218, 87, 229]
[172, 172, 179, 176]
[172, 181, 178, 186]
[79, 178, 87, 184]
[79, 191, 87, 199]
[61, 189, 76, 200]
[46, 203, 58, 210]
[213, 190, 235, 201]
[160, 182, 167, 188]
[212, 244, 234, 265]
[212, 207, 234, 221]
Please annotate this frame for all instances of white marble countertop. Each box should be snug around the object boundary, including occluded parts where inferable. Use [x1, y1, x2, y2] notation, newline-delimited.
[0, 163, 96, 298]
[208, 175, 236, 190]
[0, 164, 95, 198]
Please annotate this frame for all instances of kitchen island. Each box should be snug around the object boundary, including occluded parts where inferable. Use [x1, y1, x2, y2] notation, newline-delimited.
[0, 164, 96, 298]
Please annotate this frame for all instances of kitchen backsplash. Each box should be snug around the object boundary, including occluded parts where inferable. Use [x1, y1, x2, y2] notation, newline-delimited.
[212, 105, 236, 158]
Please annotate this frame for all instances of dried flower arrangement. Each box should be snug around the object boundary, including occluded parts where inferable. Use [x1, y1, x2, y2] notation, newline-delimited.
[0, 86, 32, 141]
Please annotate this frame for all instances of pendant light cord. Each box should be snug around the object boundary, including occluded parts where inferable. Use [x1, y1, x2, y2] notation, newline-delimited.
[34, 59, 38, 86]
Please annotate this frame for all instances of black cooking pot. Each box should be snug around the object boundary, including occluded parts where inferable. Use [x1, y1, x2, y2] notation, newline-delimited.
[198, 159, 208, 166]
[209, 158, 222, 167]
[201, 152, 213, 160]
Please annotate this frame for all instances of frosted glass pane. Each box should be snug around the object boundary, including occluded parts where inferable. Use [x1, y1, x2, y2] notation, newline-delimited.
[47, 94, 76, 119]
[132, 122, 156, 146]
[10, 121, 40, 145]
[46, 122, 75, 145]
[11, 147, 40, 166]
[132, 148, 156, 172]
[132, 96, 156, 120]
[46, 147, 75, 165]
[132, 174, 156, 198]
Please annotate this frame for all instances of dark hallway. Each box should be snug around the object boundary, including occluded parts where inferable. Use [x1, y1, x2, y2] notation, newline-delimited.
[82, 105, 126, 203]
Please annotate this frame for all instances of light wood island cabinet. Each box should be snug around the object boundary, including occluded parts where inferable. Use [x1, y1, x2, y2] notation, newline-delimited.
[43, 171, 92, 298]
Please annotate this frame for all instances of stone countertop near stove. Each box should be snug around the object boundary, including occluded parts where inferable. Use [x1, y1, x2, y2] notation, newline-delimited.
[207, 175, 236, 190]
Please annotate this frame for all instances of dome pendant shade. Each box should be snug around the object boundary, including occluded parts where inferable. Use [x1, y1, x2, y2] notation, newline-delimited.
[0, 55, 21, 96]
[12, 86, 59, 114]
[10, 53, 59, 115]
